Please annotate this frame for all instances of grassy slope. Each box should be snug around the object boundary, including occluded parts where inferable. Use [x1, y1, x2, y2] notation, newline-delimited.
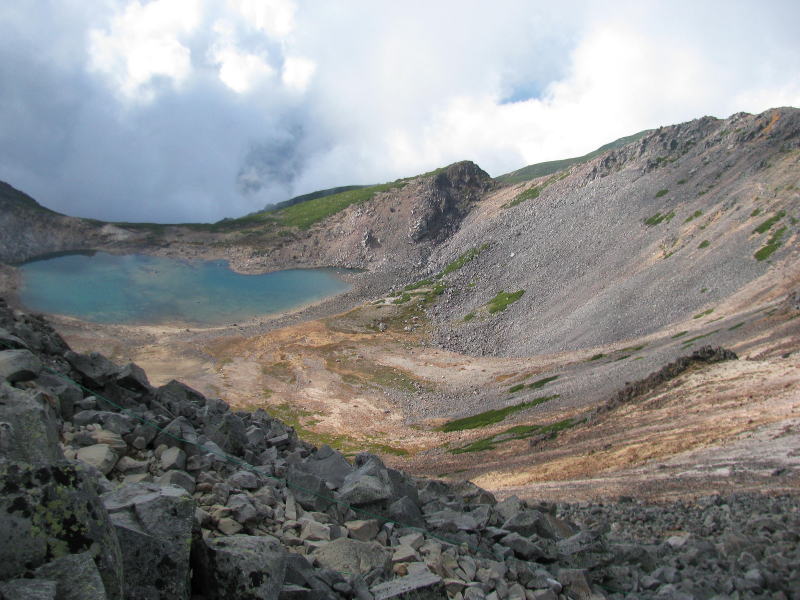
[496, 130, 651, 185]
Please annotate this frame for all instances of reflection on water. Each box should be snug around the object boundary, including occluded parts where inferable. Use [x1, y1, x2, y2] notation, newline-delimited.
[19, 252, 351, 325]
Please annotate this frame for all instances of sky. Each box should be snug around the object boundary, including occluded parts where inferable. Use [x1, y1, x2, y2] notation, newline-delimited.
[1, 1, 798, 223]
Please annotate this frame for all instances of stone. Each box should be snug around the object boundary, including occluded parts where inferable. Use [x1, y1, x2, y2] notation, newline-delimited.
[116, 362, 151, 393]
[370, 571, 445, 600]
[0, 460, 124, 599]
[389, 496, 425, 529]
[152, 416, 199, 456]
[102, 482, 194, 600]
[312, 538, 390, 575]
[114, 456, 148, 475]
[194, 534, 287, 600]
[229, 469, 260, 489]
[0, 579, 58, 599]
[300, 519, 332, 542]
[499, 533, 548, 561]
[503, 511, 549, 538]
[205, 412, 249, 456]
[392, 544, 419, 563]
[0, 348, 42, 382]
[33, 552, 107, 600]
[398, 532, 425, 550]
[557, 569, 600, 600]
[0, 382, 62, 463]
[494, 495, 525, 522]
[76, 444, 119, 475]
[218, 517, 244, 535]
[156, 469, 196, 494]
[155, 379, 206, 417]
[299, 444, 355, 489]
[64, 351, 120, 386]
[288, 467, 334, 512]
[160, 446, 187, 471]
[346, 520, 381, 541]
[227, 493, 259, 525]
[0, 326, 28, 350]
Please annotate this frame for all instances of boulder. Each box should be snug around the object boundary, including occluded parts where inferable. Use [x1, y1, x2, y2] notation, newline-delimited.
[76, 444, 119, 476]
[102, 482, 194, 600]
[64, 351, 120, 387]
[371, 572, 445, 600]
[33, 552, 107, 600]
[0, 348, 42, 382]
[311, 538, 390, 575]
[116, 362, 151, 393]
[205, 412, 249, 456]
[288, 466, 334, 512]
[299, 445, 355, 489]
[160, 446, 187, 471]
[156, 379, 206, 417]
[156, 469, 196, 494]
[0, 579, 58, 599]
[389, 496, 425, 529]
[0, 460, 124, 599]
[0, 382, 62, 463]
[193, 534, 287, 600]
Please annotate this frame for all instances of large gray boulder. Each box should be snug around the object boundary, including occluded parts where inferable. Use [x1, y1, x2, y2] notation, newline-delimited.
[298, 445, 354, 489]
[193, 534, 287, 600]
[205, 411, 249, 456]
[0, 348, 42, 382]
[64, 351, 121, 387]
[33, 552, 108, 600]
[76, 444, 119, 475]
[287, 466, 334, 512]
[311, 538, 390, 575]
[102, 482, 195, 600]
[0, 382, 62, 463]
[0, 579, 58, 599]
[0, 460, 124, 599]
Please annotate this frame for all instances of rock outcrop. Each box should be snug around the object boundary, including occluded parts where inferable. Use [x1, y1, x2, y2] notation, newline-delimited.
[1, 299, 798, 599]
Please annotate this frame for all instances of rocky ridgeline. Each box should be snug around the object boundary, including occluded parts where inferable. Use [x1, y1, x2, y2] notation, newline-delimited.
[0, 299, 799, 600]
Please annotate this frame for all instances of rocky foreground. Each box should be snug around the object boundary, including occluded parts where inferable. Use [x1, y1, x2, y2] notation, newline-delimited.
[0, 298, 798, 600]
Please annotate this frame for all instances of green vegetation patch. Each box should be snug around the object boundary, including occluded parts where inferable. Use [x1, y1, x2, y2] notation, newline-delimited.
[276, 181, 406, 229]
[751, 208, 762, 217]
[655, 189, 669, 198]
[754, 226, 787, 261]
[441, 243, 490, 276]
[684, 210, 703, 223]
[728, 322, 745, 331]
[403, 278, 433, 291]
[462, 312, 476, 322]
[487, 290, 525, 313]
[671, 331, 688, 338]
[753, 210, 786, 234]
[508, 374, 559, 394]
[681, 329, 721, 346]
[644, 211, 675, 226]
[506, 185, 541, 208]
[450, 417, 575, 454]
[698, 240, 710, 249]
[587, 353, 606, 361]
[437, 395, 558, 432]
[693, 308, 715, 319]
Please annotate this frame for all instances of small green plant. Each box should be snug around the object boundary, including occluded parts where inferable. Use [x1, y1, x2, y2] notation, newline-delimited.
[618, 344, 646, 353]
[682, 329, 721, 346]
[671, 331, 688, 338]
[752, 210, 786, 234]
[463, 312, 476, 322]
[392, 293, 412, 304]
[698, 240, 710, 249]
[437, 395, 558, 432]
[587, 353, 606, 361]
[677, 179, 687, 184]
[644, 211, 675, 226]
[449, 417, 575, 454]
[506, 185, 541, 208]
[754, 226, 787, 261]
[441, 244, 489, 276]
[728, 322, 745, 331]
[693, 308, 714, 319]
[403, 278, 433, 291]
[700, 287, 708, 293]
[508, 383, 525, 393]
[509, 374, 559, 394]
[751, 208, 761, 217]
[487, 290, 525, 313]
[685, 210, 703, 223]
[655, 189, 669, 198]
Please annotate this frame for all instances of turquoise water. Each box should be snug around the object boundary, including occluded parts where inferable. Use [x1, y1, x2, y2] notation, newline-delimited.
[18, 252, 351, 325]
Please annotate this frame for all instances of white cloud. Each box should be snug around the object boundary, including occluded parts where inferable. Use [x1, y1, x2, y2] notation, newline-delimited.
[281, 56, 315, 92]
[208, 20, 274, 94]
[88, 0, 202, 102]
[228, 0, 296, 38]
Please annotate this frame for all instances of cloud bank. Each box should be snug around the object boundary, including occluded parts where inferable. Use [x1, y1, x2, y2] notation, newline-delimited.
[0, 0, 798, 222]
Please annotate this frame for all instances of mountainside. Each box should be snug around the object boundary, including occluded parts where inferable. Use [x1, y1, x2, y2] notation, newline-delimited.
[421, 108, 800, 356]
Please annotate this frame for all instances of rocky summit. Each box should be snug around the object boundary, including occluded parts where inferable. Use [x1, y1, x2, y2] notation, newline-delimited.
[1, 302, 799, 599]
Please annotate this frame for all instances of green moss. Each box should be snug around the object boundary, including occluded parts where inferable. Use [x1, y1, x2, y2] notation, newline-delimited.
[487, 290, 525, 313]
[437, 395, 558, 432]
[681, 329, 720, 346]
[508, 383, 525, 393]
[508, 374, 559, 394]
[644, 211, 675, 226]
[463, 312, 476, 322]
[684, 210, 703, 223]
[655, 189, 669, 198]
[392, 293, 412, 304]
[617, 344, 646, 353]
[671, 331, 688, 338]
[677, 179, 687, 184]
[751, 208, 762, 217]
[441, 244, 489, 276]
[728, 322, 745, 331]
[753, 210, 786, 234]
[698, 240, 710, 249]
[506, 185, 541, 208]
[693, 308, 715, 319]
[404, 278, 433, 291]
[450, 417, 575, 454]
[587, 353, 606, 361]
[754, 226, 787, 261]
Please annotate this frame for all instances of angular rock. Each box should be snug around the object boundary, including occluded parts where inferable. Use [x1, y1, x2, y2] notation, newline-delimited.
[103, 482, 194, 600]
[0, 460, 124, 599]
[0, 382, 62, 463]
[156, 469, 196, 494]
[0, 579, 58, 599]
[229, 469, 260, 490]
[288, 466, 334, 512]
[0, 348, 42, 382]
[346, 519, 380, 541]
[389, 496, 425, 529]
[116, 362, 151, 393]
[205, 412, 249, 456]
[312, 538, 390, 575]
[76, 444, 119, 476]
[114, 456, 148, 475]
[64, 351, 120, 387]
[371, 571, 445, 600]
[300, 445, 355, 489]
[194, 534, 287, 600]
[160, 446, 187, 471]
[33, 552, 107, 600]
